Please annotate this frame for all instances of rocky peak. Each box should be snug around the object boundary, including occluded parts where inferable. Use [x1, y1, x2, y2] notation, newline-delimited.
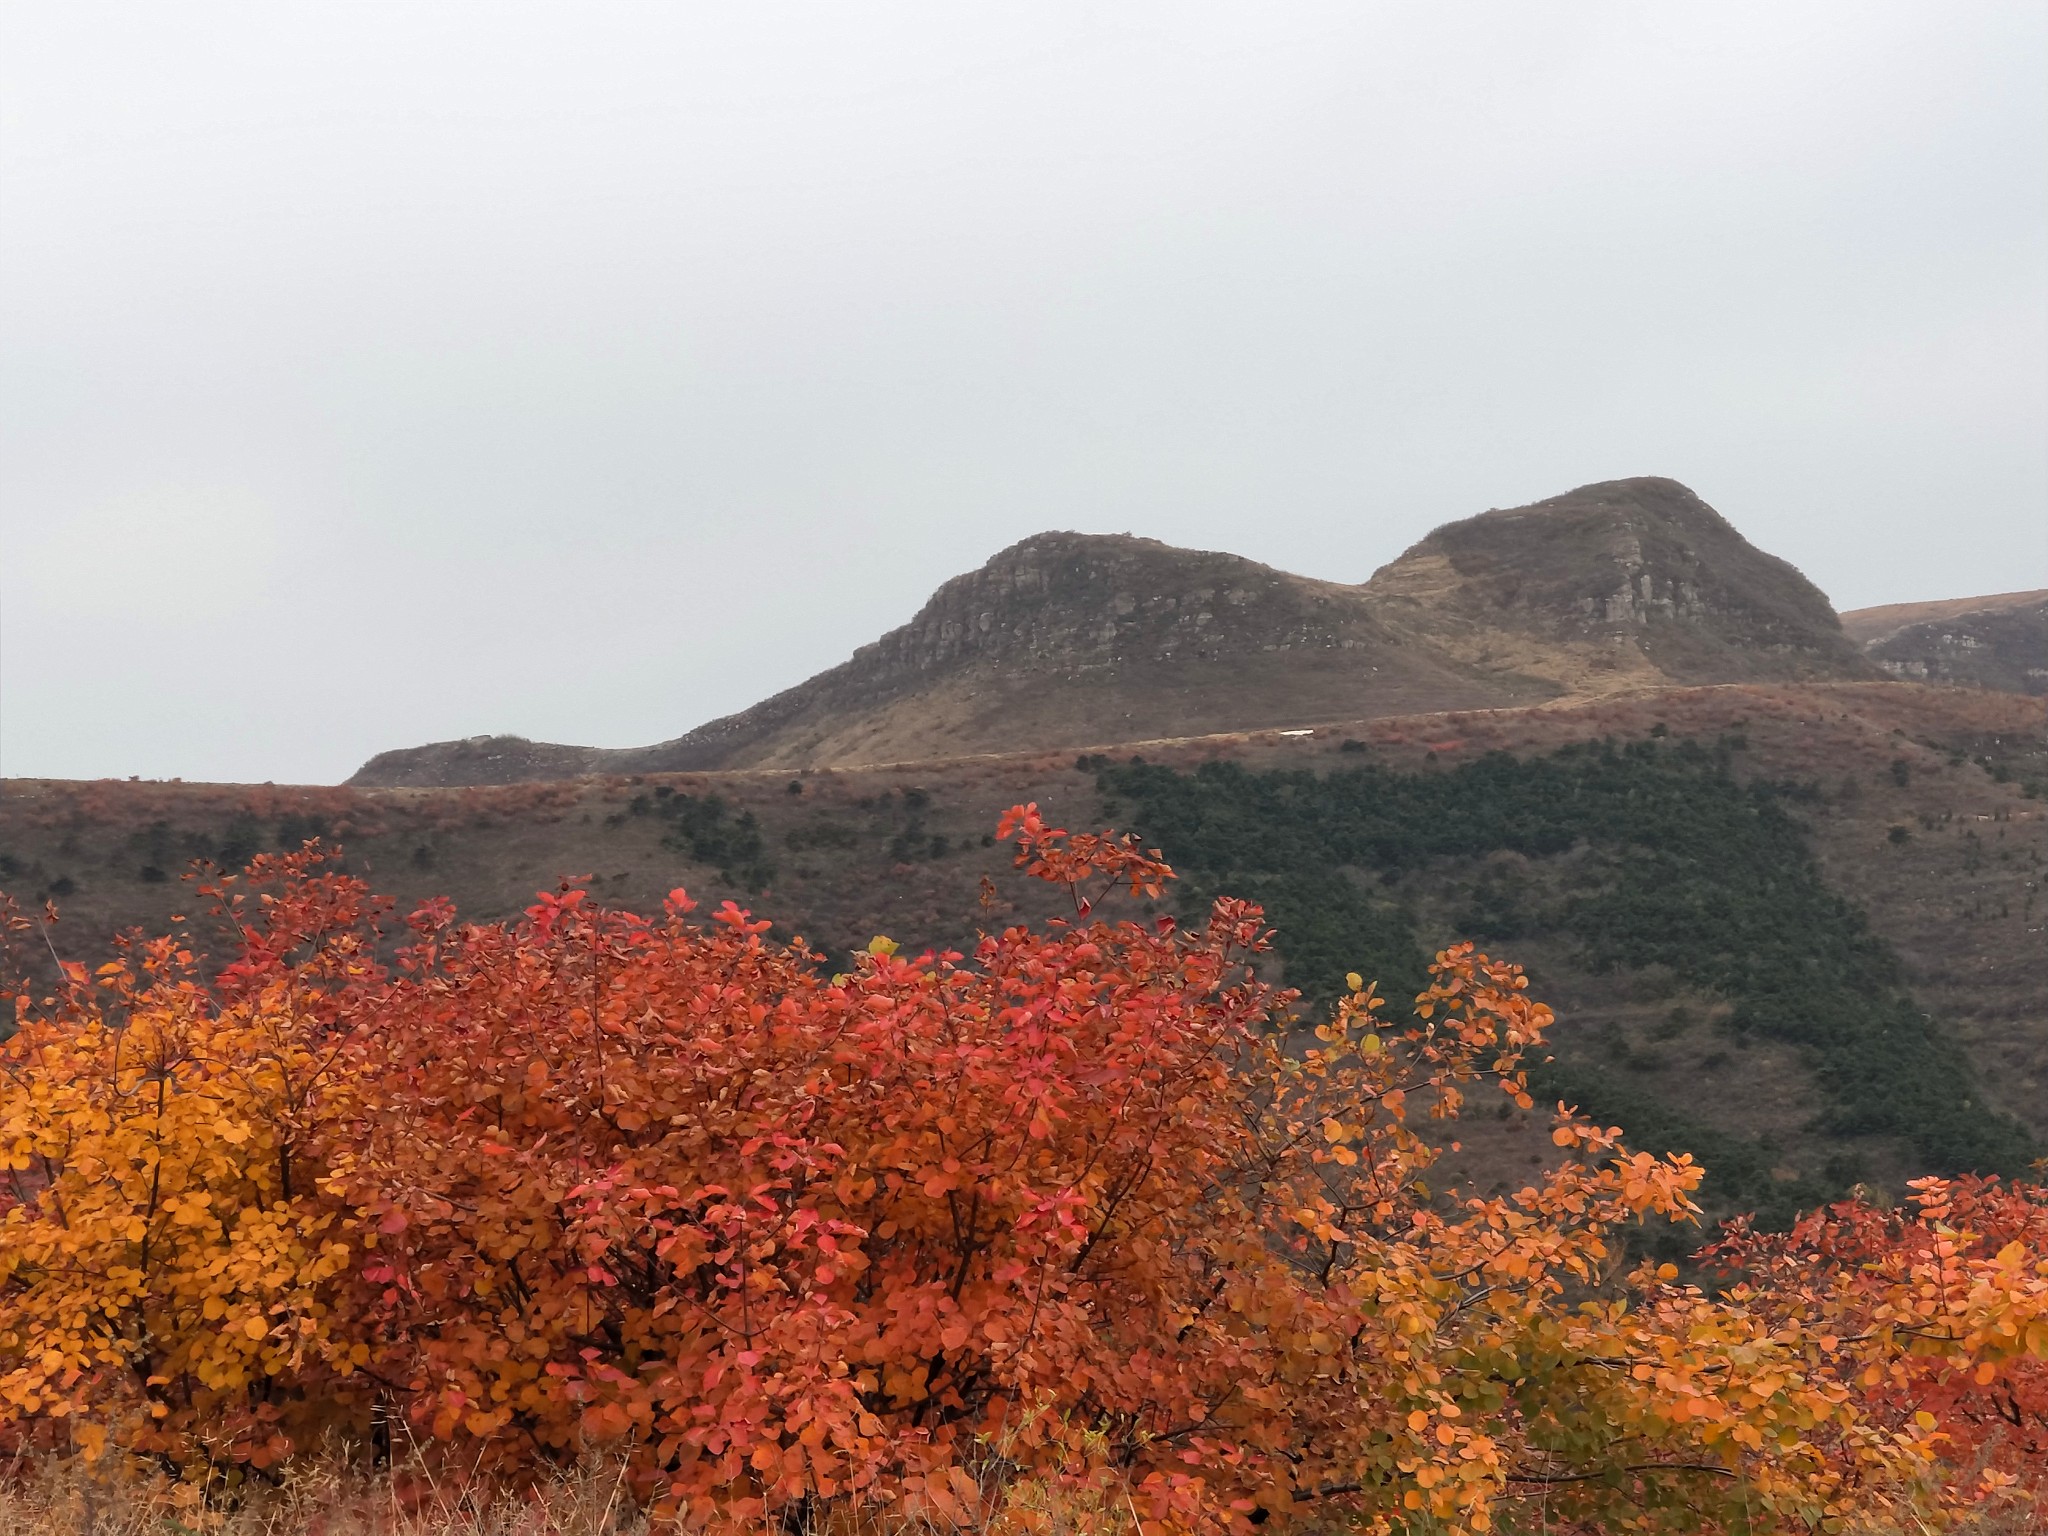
[842, 531, 1372, 682]
[1364, 477, 1873, 679]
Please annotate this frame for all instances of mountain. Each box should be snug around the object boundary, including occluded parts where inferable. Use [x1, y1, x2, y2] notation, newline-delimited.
[1838, 591, 2048, 698]
[347, 534, 1512, 785]
[350, 477, 1874, 787]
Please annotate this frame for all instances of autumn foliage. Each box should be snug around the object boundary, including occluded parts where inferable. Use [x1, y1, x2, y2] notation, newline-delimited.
[1704, 1176, 2048, 1510]
[2, 807, 2045, 1534]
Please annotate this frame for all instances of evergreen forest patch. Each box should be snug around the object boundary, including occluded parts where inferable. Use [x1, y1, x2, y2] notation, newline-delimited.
[1099, 737, 2032, 1221]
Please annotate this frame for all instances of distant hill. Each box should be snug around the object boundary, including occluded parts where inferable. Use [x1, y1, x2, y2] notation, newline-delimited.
[350, 477, 1876, 787]
[1838, 589, 2048, 647]
[348, 533, 1513, 785]
[1836, 592, 2048, 698]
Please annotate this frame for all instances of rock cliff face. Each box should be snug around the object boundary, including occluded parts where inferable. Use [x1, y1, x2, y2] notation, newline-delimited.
[350, 477, 1876, 785]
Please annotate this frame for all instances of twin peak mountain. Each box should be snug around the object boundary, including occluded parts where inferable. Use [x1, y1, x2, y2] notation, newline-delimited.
[352, 477, 1883, 787]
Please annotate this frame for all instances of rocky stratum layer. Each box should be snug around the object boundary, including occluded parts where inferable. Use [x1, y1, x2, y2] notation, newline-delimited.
[351, 477, 1880, 786]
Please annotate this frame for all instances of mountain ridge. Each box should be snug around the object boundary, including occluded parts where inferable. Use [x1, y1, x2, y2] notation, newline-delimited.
[352, 476, 1883, 787]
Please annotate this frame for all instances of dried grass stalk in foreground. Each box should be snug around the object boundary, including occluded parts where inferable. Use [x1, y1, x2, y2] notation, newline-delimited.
[0, 1452, 655, 1536]
[0, 1450, 1151, 1536]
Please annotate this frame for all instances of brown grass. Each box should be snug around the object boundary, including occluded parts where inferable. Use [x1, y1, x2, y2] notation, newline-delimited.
[4, 1453, 2040, 1536]
[0, 1454, 651, 1536]
[0, 1450, 1148, 1536]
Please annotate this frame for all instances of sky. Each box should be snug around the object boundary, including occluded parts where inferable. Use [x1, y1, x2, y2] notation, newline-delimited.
[3, 3, 2045, 785]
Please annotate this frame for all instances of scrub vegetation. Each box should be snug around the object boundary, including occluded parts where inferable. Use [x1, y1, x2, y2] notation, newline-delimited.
[2, 814, 2045, 1533]
[1100, 737, 2034, 1224]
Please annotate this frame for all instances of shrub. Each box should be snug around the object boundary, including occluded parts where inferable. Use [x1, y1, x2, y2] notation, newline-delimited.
[1, 821, 2044, 1533]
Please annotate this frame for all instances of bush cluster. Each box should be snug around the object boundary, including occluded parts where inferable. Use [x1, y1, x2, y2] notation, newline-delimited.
[1, 818, 2044, 1534]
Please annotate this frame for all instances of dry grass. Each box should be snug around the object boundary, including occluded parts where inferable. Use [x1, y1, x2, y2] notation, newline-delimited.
[0, 1453, 654, 1536]
[0, 1446, 1148, 1536]
[2, 1450, 2042, 1536]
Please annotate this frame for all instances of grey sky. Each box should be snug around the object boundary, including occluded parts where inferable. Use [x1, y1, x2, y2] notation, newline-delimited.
[3, 3, 2044, 785]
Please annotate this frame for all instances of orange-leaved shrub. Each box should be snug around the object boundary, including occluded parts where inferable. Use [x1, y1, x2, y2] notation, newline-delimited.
[0, 806, 2043, 1534]
[1704, 1174, 2048, 1513]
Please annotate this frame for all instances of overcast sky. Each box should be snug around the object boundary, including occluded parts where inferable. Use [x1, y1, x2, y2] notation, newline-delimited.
[3, 3, 2045, 784]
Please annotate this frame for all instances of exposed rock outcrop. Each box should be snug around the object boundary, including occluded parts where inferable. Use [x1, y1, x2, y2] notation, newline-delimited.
[559, 533, 1524, 775]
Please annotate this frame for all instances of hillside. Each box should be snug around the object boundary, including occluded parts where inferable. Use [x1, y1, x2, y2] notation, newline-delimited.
[593, 531, 1525, 773]
[10, 679, 2044, 1229]
[1862, 595, 2048, 697]
[351, 477, 1875, 787]
[16, 468, 2044, 1226]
